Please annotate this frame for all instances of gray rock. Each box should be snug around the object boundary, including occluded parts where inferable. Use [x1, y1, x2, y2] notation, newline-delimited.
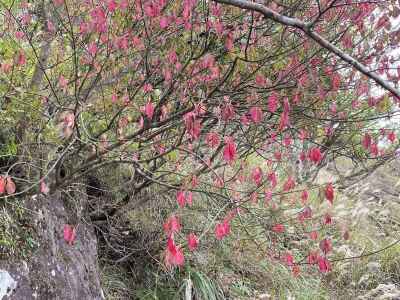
[0, 192, 104, 300]
[358, 283, 400, 300]
[366, 262, 381, 273]
[358, 274, 372, 288]
[0, 270, 17, 299]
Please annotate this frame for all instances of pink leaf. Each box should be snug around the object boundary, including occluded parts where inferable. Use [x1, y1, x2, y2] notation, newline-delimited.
[163, 215, 181, 236]
[255, 74, 266, 87]
[272, 223, 285, 233]
[268, 172, 277, 189]
[187, 233, 199, 251]
[301, 190, 309, 204]
[145, 102, 154, 120]
[325, 183, 334, 204]
[324, 213, 332, 225]
[292, 265, 300, 277]
[40, 180, 50, 195]
[264, 190, 273, 204]
[63, 224, 76, 245]
[206, 132, 220, 148]
[249, 106, 263, 123]
[5, 177, 16, 195]
[47, 20, 55, 33]
[15, 31, 24, 39]
[223, 136, 236, 164]
[319, 238, 332, 254]
[309, 231, 318, 240]
[59, 75, 68, 90]
[17, 50, 26, 66]
[176, 190, 186, 208]
[284, 252, 294, 266]
[362, 133, 372, 150]
[88, 42, 97, 56]
[107, 0, 117, 12]
[160, 16, 169, 29]
[186, 191, 193, 206]
[165, 237, 184, 267]
[307, 251, 319, 265]
[251, 167, 263, 186]
[318, 256, 331, 273]
[308, 147, 322, 164]
[250, 191, 258, 204]
[0, 176, 5, 195]
[215, 221, 230, 240]
[221, 103, 235, 121]
[283, 177, 295, 192]
[268, 92, 279, 113]
[388, 131, 396, 143]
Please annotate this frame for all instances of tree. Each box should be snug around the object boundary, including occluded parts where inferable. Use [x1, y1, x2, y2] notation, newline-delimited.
[0, 0, 399, 276]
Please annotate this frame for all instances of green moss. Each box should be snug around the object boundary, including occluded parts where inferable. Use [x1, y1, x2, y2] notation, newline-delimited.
[0, 204, 38, 260]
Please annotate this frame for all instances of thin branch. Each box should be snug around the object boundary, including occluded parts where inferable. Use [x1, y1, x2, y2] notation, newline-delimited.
[213, 0, 400, 99]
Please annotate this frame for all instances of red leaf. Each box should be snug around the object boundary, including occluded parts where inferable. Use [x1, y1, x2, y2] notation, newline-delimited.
[165, 237, 184, 267]
[206, 132, 220, 148]
[308, 147, 322, 164]
[255, 74, 266, 87]
[309, 231, 318, 240]
[145, 102, 154, 120]
[5, 177, 16, 195]
[284, 252, 294, 266]
[318, 256, 331, 273]
[324, 213, 332, 225]
[215, 221, 230, 240]
[268, 92, 279, 113]
[250, 191, 258, 204]
[325, 183, 334, 204]
[370, 143, 379, 157]
[163, 215, 181, 236]
[301, 190, 309, 204]
[292, 265, 300, 277]
[279, 111, 289, 131]
[301, 206, 312, 219]
[223, 136, 237, 164]
[191, 175, 198, 188]
[268, 172, 277, 189]
[186, 191, 193, 206]
[187, 233, 199, 251]
[40, 180, 50, 195]
[319, 238, 332, 254]
[17, 50, 26, 66]
[283, 134, 292, 147]
[0, 176, 5, 195]
[265, 190, 273, 204]
[63, 224, 76, 245]
[251, 167, 263, 186]
[272, 223, 285, 233]
[283, 177, 295, 192]
[59, 75, 68, 90]
[159, 16, 169, 29]
[307, 251, 319, 265]
[221, 103, 235, 121]
[249, 106, 263, 123]
[176, 190, 186, 208]
[362, 133, 372, 150]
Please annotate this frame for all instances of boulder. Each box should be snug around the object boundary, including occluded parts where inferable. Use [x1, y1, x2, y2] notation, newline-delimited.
[0, 192, 104, 300]
[358, 283, 400, 300]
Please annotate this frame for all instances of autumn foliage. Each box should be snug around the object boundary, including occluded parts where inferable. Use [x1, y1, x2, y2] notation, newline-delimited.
[0, 0, 399, 277]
